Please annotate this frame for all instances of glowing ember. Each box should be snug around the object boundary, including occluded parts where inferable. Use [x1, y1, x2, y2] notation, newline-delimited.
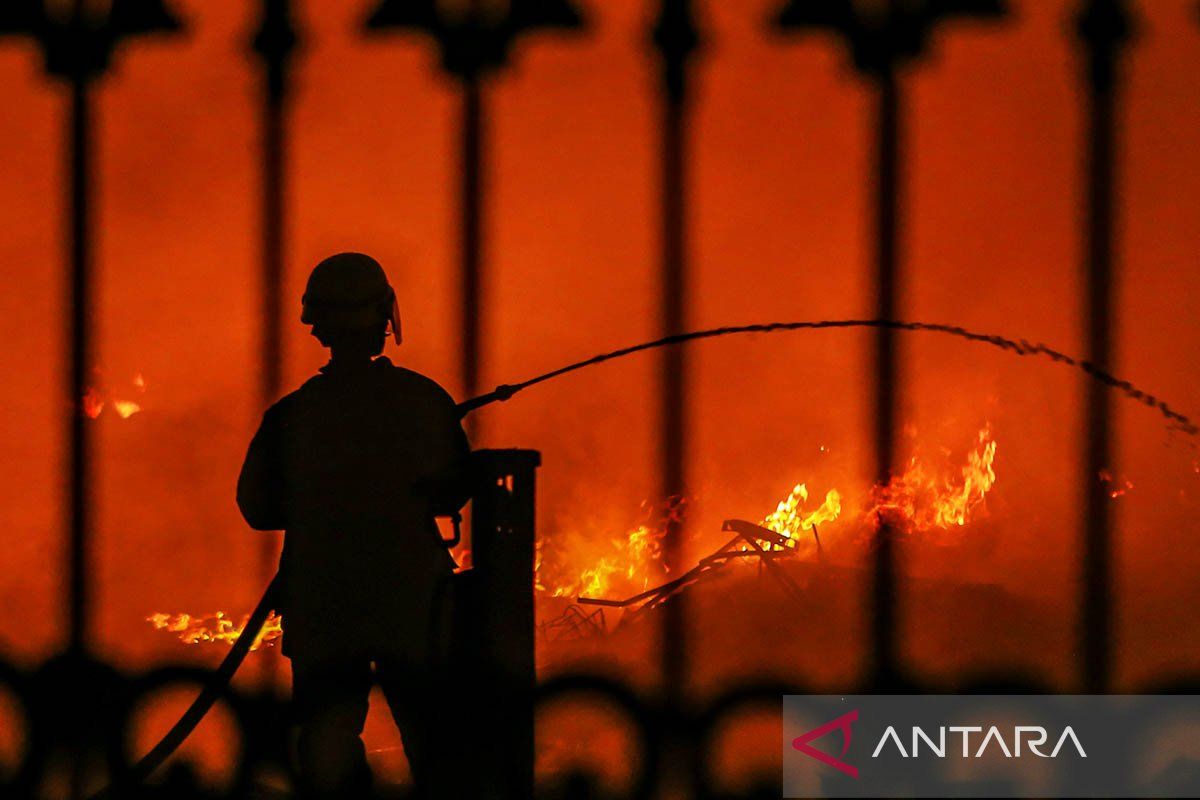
[147, 610, 283, 650]
[113, 400, 142, 418]
[1098, 469, 1133, 499]
[82, 387, 104, 419]
[83, 373, 146, 419]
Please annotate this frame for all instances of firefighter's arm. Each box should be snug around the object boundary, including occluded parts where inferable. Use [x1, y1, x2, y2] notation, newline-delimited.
[236, 406, 288, 531]
[423, 390, 473, 516]
[441, 417, 473, 513]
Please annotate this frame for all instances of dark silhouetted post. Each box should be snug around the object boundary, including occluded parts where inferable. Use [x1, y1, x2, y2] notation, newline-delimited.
[0, 0, 183, 657]
[651, 0, 700, 708]
[1075, 0, 1132, 694]
[462, 449, 541, 799]
[250, 0, 298, 684]
[364, 0, 584, 427]
[773, 0, 1004, 686]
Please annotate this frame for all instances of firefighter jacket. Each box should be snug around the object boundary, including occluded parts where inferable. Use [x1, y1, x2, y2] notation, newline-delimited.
[237, 356, 470, 662]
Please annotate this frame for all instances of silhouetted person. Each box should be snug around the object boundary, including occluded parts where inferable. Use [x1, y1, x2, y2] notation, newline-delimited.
[237, 252, 470, 798]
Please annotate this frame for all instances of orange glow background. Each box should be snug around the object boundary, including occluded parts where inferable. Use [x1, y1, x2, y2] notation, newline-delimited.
[2, 0, 1200, 786]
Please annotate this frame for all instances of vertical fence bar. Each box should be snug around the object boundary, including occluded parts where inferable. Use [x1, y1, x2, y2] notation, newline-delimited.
[251, 0, 297, 684]
[0, 7, 185, 794]
[772, 0, 1005, 687]
[870, 59, 901, 683]
[363, 0, 583, 583]
[66, 58, 94, 656]
[461, 74, 484, 413]
[364, 0, 583, 433]
[651, 0, 699, 708]
[0, 0, 185, 656]
[1075, 0, 1132, 693]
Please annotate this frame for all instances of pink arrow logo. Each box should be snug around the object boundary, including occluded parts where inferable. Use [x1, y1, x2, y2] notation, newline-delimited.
[791, 709, 860, 779]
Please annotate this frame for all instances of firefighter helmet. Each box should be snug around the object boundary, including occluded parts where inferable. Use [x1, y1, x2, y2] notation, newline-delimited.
[300, 252, 402, 345]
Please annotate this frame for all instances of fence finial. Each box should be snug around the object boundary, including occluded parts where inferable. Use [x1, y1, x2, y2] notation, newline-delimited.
[773, 0, 1006, 75]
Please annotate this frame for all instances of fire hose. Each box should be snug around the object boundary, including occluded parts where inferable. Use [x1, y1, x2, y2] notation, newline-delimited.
[111, 317, 1195, 792]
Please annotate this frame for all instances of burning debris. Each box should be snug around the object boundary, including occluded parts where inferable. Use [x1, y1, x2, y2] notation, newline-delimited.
[147, 610, 283, 650]
[146, 426, 997, 650]
[540, 425, 998, 639]
[572, 518, 828, 626]
[537, 604, 607, 642]
[535, 497, 684, 601]
[760, 483, 842, 547]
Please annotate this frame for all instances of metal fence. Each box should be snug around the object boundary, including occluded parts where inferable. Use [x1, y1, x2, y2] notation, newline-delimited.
[0, 1, 1192, 798]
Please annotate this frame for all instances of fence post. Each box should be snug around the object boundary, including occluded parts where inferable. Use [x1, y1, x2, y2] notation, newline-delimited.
[772, 0, 1005, 686]
[651, 0, 701, 714]
[1074, 0, 1133, 694]
[0, 0, 185, 658]
[363, 0, 585, 435]
[460, 448, 541, 799]
[249, 0, 299, 688]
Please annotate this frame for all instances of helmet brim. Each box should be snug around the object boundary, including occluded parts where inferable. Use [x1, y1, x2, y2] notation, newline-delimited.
[301, 300, 392, 330]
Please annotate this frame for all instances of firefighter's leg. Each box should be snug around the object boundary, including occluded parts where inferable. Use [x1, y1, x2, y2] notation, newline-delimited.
[375, 658, 438, 794]
[291, 657, 374, 797]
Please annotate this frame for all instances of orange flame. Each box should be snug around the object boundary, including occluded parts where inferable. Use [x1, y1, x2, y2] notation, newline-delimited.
[870, 426, 997, 532]
[147, 611, 282, 650]
[536, 499, 682, 600]
[759, 483, 842, 547]
[546, 426, 996, 598]
[538, 521, 667, 600]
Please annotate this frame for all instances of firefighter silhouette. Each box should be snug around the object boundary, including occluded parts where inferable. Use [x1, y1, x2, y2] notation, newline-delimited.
[237, 252, 470, 796]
